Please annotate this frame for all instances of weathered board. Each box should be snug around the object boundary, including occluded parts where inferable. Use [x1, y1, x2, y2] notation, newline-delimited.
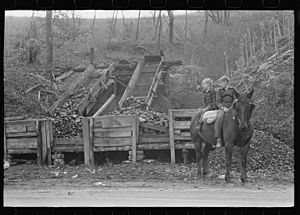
[4, 119, 52, 165]
[84, 115, 139, 166]
[168, 109, 198, 163]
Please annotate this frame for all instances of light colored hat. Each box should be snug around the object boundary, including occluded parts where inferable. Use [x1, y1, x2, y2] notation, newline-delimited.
[202, 78, 213, 85]
[218, 75, 230, 82]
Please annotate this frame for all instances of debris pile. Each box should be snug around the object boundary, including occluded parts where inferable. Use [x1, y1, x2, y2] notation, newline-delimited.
[207, 129, 294, 176]
[105, 96, 169, 127]
[52, 87, 89, 138]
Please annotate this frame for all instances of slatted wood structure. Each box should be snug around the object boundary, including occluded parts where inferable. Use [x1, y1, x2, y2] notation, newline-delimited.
[48, 65, 95, 116]
[52, 137, 83, 153]
[4, 119, 52, 165]
[168, 109, 199, 163]
[118, 55, 164, 108]
[83, 115, 139, 166]
[76, 63, 115, 116]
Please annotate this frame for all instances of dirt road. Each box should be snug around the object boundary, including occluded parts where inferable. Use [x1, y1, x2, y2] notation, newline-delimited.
[4, 181, 294, 207]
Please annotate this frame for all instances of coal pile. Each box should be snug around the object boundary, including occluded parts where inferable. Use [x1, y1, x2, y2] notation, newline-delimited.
[52, 87, 89, 138]
[105, 96, 169, 127]
[207, 129, 294, 177]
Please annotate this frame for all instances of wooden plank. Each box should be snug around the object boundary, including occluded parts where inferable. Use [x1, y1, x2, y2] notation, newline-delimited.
[139, 122, 168, 133]
[171, 109, 199, 117]
[5, 123, 27, 133]
[92, 94, 116, 117]
[131, 116, 138, 164]
[175, 143, 195, 149]
[174, 135, 191, 141]
[89, 118, 94, 167]
[118, 59, 145, 108]
[6, 138, 38, 149]
[139, 136, 169, 143]
[173, 121, 191, 130]
[46, 120, 52, 165]
[138, 143, 170, 150]
[53, 137, 83, 145]
[4, 126, 7, 160]
[83, 118, 91, 166]
[6, 131, 37, 138]
[93, 128, 132, 138]
[93, 137, 132, 147]
[41, 120, 48, 163]
[94, 145, 131, 152]
[98, 116, 135, 128]
[169, 109, 176, 164]
[36, 121, 42, 165]
[52, 146, 84, 152]
[8, 149, 37, 154]
[5, 116, 26, 121]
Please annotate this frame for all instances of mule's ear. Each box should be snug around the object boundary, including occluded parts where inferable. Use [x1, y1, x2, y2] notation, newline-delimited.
[247, 89, 254, 99]
[250, 103, 256, 112]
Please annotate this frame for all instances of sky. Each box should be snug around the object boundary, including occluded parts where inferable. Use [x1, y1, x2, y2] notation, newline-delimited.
[5, 10, 197, 19]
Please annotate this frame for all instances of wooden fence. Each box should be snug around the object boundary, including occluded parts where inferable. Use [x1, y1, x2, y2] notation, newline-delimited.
[168, 109, 198, 163]
[4, 119, 52, 165]
[83, 115, 139, 166]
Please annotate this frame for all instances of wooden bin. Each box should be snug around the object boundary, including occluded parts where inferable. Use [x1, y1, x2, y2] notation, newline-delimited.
[168, 109, 198, 163]
[83, 115, 139, 166]
[4, 119, 52, 165]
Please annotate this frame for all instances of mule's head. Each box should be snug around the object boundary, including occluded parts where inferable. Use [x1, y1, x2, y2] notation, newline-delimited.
[233, 89, 256, 131]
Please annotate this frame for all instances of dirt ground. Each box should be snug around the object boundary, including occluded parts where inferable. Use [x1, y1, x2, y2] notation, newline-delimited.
[4, 162, 294, 207]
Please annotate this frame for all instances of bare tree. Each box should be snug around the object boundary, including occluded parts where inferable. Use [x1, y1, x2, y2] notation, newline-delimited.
[157, 11, 162, 51]
[168, 10, 174, 52]
[135, 10, 141, 43]
[46, 11, 53, 69]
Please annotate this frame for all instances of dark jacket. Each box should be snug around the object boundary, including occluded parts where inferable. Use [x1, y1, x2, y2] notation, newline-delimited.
[202, 87, 217, 110]
[216, 86, 238, 109]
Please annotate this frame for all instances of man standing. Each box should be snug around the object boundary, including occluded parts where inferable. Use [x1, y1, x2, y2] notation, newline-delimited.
[214, 75, 239, 148]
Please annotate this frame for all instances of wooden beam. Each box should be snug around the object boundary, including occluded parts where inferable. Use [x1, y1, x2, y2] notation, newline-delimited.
[139, 122, 168, 133]
[168, 109, 176, 164]
[145, 59, 163, 107]
[92, 94, 116, 117]
[46, 120, 52, 165]
[36, 120, 42, 166]
[41, 120, 48, 163]
[89, 118, 95, 167]
[4, 125, 7, 160]
[131, 116, 138, 163]
[118, 59, 144, 108]
[83, 118, 91, 166]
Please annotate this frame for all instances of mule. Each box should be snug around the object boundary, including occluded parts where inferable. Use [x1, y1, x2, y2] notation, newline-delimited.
[190, 89, 255, 183]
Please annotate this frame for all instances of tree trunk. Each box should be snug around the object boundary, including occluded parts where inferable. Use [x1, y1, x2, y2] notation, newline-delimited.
[157, 11, 162, 51]
[72, 11, 75, 41]
[153, 11, 161, 41]
[168, 10, 174, 53]
[46, 10, 53, 69]
[135, 10, 141, 43]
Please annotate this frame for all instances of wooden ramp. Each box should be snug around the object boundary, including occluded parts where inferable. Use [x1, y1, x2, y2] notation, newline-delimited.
[118, 55, 163, 108]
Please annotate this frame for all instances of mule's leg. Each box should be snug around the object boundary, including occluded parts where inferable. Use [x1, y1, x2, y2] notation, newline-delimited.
[193, 139, 203, 177]
[202, 142, 212, 177]
[240, 142, 250, 183]
[225, 142, 234, 183]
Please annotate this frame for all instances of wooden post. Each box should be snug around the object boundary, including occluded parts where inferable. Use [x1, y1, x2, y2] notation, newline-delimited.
[46, 120, 52, 165]
[4, 125, 7, 160]
[89, 117, 94, 167]
[168, 109, 175, 164]
[83, 117, 91, 166]
[36, 120, 42, 165]
[41, 120, 48, 164]
[131, 115, 138, 163]
[90, 47, 95, 65]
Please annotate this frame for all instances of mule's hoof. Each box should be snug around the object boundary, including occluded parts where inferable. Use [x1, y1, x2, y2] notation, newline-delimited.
[240, 178, 247, 184]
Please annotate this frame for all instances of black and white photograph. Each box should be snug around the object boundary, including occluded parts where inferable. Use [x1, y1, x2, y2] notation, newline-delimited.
[3, 10, 294, 207]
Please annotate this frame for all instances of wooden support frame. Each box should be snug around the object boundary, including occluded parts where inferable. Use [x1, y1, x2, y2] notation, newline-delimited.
[4, 126, 7, 160]
[168, 109, 176, 164]
[36, 120, 42, 165]
[83, 118, 92, 166]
